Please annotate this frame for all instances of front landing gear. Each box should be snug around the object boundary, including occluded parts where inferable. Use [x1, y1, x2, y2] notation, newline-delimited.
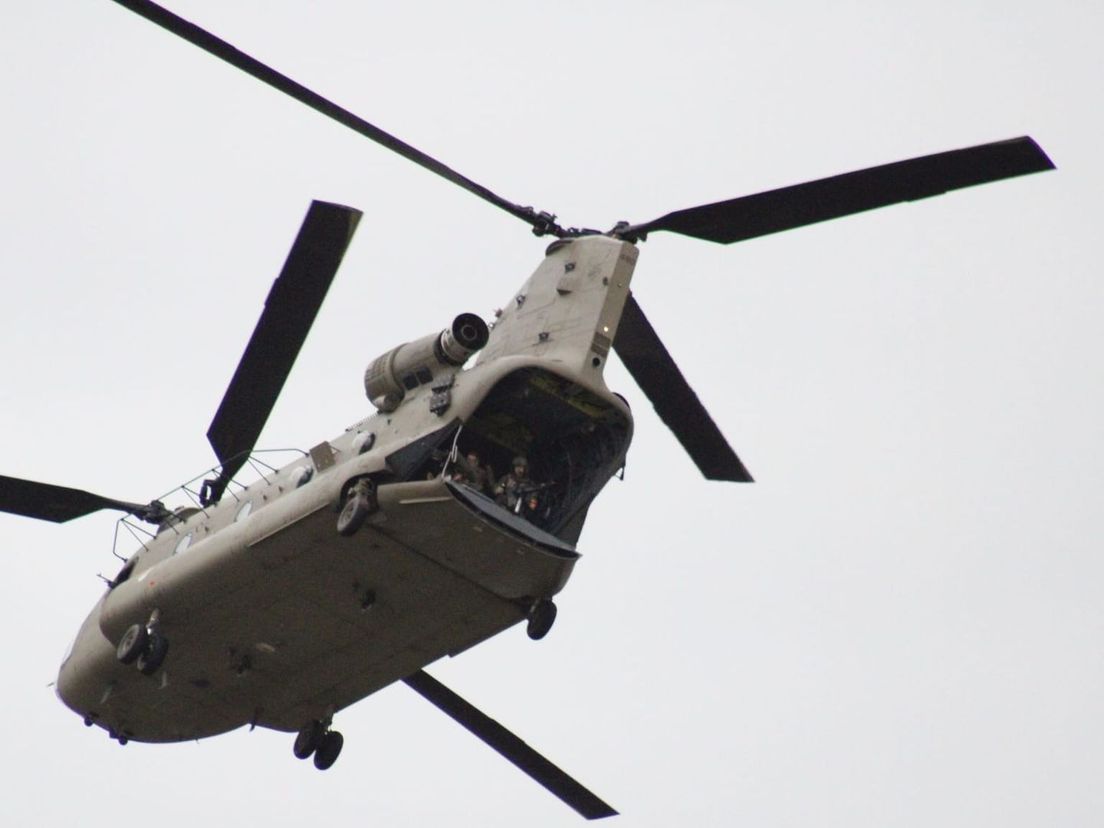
[137, 631, 169, 675]
[526, 598, 557, 640]
[293, 719, 344, 770]
[116, 623, 148, 664]
[116, 621, 169, 676]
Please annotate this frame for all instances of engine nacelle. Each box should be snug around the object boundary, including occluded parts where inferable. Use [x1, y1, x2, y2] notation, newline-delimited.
[364, 313, 490, 412]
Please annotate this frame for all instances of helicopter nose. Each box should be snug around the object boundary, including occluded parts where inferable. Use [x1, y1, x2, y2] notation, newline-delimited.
[55, 645, 95, 721]
[55, 619, 117, 725]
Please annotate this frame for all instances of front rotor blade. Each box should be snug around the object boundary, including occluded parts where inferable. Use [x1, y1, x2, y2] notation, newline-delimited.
[110, 0, 547, 232]
[627, 136, 1054, 244]
[614, 294, 752, 482]
[205, 201, 361, 496]
[403, 670, 618, 820]
[0, 476, 165, 524]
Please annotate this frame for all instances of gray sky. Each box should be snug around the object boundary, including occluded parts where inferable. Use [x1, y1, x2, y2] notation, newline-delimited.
[1, 2, 1099, 825]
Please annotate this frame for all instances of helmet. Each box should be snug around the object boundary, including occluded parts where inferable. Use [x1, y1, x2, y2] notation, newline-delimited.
[512, 456, 529, 469]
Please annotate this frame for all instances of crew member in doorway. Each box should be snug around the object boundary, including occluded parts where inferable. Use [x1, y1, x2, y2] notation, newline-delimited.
[452, 449, 494, 495]
[494, 455, 541, 518]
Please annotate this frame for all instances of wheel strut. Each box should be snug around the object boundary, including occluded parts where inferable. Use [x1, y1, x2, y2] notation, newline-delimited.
[116, 616, 170, 676]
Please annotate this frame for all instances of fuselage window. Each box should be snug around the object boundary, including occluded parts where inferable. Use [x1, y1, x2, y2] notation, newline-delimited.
[174, 533, 193, 556]
[355, 432, 376, 455]
[111, 557, 137, 589]
[235, 501, 253, 522]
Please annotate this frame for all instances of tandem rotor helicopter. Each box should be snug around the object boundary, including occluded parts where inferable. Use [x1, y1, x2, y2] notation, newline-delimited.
[0, 0, 1054, 820]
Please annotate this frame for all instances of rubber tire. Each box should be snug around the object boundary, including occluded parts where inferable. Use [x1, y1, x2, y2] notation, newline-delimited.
[526, 599, 557, 641]
[337, 494, 371, 537]
[137, 631, 169, 675]
[313, 730, 344, 770]
[293, 721, 324, 760]
[116, 623, 149, 665]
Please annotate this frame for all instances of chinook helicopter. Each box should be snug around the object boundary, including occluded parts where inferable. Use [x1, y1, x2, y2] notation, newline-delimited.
[0, 0, 1054, 821]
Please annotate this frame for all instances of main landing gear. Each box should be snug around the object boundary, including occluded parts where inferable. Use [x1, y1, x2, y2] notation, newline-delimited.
[526, 598, 557, 641]
[293, 719, 345, 770]
[337, 478, 378, 537]
[116, 620, 169, 676]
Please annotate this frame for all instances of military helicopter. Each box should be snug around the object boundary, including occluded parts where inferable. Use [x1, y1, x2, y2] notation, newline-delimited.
[0, 0, 1054, 821]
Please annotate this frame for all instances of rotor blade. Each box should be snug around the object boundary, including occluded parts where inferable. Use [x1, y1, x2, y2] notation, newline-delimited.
[403, 669, 618, 820]
[205, 201, 361, 497]
[626, 136, 1054, 244]
[613, 294, 752, 482]
[109, 0, 548, 233]
[0, 476, 168, 524]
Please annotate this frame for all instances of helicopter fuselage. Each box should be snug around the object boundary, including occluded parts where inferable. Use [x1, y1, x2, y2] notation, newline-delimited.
[55, 234, 639, 744]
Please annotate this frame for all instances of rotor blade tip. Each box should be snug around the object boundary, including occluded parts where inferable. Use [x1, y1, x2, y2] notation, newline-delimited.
[1022, 135, 1057, 170]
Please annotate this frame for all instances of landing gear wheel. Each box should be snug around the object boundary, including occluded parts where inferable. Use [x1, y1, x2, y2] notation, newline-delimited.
[313, 730, 344, 770]
[293, 720, 325, 760]
[116, 623, 149, 665]
[337, 494, 372, 537]
[136, 631, 169, 675]
[337, 479, 378, 537]
[526, 599, 557, 641]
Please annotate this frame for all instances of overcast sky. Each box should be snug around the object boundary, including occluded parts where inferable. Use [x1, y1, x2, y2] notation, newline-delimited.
[1, 2, 1099, 825]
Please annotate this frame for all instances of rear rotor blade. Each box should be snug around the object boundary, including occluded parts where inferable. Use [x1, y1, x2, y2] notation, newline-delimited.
[403, 669, 618, 820]
[109, 0, 551, 234]
[614, 294, 752, 482]
[0, 476, 168, 524]
[205, 201, 361, 501]
[625, 136, 1054, 244]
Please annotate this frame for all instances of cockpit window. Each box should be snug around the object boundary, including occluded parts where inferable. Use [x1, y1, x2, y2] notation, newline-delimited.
[110, 557, 138, 589]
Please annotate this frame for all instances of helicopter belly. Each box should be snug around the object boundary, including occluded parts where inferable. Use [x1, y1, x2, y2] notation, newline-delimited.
[60, 479, 578, 742]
